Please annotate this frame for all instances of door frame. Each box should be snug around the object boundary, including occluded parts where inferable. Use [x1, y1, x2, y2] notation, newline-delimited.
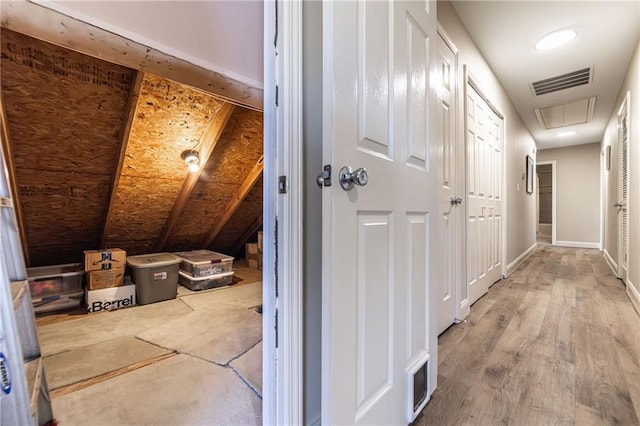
[536, 160, 557, 245]
[264, 1, 304, 424]
[0, 1, 296, 424]
[464, 68, 508, 287]
[616, 91, 630, 283]
[437, 25, 468, 323]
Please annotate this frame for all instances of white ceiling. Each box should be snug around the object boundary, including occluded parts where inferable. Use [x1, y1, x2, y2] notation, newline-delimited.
[39, 0, 264, 89]
[451, 1, 640, 150]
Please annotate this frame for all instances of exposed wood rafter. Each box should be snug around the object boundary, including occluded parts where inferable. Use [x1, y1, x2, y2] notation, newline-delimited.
[154, 103, 236, 252]
[202, 155, 264, 248]
[0, 91, 30, 266]
[100, 71, 144, 248]
[228, 214, 263, 255]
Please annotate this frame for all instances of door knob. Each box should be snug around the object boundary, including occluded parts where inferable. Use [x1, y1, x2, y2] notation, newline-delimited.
[614, 202, 623, 208]
[450, 196, 463, 205]
[339, 166, 368, 191]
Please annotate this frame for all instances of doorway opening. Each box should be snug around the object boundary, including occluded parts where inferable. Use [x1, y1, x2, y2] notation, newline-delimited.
[1, 25, 265, 425]
[536, 161, 556, 245]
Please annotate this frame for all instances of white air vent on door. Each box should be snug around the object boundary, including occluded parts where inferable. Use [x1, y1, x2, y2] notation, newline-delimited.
[530, 67, 592, 96]
[534, 97, 596, 130]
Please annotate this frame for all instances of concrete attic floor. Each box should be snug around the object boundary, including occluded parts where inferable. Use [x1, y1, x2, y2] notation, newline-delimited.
[36, 261, 263, 426]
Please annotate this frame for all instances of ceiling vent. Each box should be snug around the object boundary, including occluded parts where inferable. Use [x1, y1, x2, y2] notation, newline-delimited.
[530, 67, 592, 96]
[535, 97, 596, 129]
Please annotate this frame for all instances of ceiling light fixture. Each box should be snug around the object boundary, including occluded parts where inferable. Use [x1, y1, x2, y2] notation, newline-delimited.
[181, 149, 200, 173]
[557, 130, 576, 137]
[535, 29, 576, 51]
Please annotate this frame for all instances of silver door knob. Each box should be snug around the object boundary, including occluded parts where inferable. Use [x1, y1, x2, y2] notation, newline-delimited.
[450, 196, 462, 205]
[339, 166, 368, 191]
[614, 202, 623, 208]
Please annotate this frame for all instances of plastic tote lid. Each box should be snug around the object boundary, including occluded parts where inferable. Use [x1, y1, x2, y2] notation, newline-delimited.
[126, 253, 181, 268]
[172, 249, 233, 264]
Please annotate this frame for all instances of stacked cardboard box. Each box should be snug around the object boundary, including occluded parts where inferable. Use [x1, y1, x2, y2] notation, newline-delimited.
[245, 241, 262, 270]
[83, 249, 126, 289]
[83, 248, 136, 313]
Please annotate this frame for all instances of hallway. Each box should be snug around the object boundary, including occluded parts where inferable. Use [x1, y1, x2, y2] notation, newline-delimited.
[417, 246, 640, 425]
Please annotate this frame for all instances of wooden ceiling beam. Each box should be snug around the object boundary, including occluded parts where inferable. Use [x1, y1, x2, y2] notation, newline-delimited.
[154, 103, 236, 252]
[201, 155, 264, 248]
[0, 91, 30, 266]
[228, 214, 263, 256]
[100, 71, 144, 248]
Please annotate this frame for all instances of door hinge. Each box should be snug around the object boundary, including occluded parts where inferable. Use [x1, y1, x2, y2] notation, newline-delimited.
[316, 164, 332, 188]
[275, 85, 279, 107]
[278, 176, 288, 194]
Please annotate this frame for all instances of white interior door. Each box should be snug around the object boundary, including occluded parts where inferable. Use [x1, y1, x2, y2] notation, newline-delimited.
[322, 1, 439, 424]
[466, 80, 503, 305]
[436, 31, 462, 335]
[617, 92, 629, 283]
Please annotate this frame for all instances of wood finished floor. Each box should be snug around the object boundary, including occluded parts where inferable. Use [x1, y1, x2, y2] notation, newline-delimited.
[416, 245, 640, 426]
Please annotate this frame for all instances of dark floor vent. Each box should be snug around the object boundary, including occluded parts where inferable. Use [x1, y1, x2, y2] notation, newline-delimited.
[531, 67, 592, 96]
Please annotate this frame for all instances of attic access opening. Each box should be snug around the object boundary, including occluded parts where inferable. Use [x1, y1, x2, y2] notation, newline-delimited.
[1, 28, 264, 265]
[1, 28, 265, 423]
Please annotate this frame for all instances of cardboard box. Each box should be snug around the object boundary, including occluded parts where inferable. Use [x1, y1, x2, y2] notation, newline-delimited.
[246, 242, 263, 270]
[84, 249, 126, 271]
[87, 268, 125, 290]
[245, 243, 258, 257]
[86, 284, 136, 313]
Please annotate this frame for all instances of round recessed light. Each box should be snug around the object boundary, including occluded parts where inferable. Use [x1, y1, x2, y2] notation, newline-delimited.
[557, 130, 576, 137]
[535, 29, 576, 51]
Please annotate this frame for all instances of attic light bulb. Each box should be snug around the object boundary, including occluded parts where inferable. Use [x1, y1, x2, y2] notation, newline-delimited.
[188, 163, 199, 173]
[535, 29, 576, 51]
[557, 130, 576, 137]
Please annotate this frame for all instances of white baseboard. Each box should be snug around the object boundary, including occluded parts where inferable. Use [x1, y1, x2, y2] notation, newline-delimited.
[506, 243, 537, 277]
[555, 240, 600, 249]
[603, 249, 619, 277]
[627, 280, 640, 318]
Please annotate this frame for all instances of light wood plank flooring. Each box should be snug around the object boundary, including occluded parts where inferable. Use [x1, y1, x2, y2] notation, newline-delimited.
[416, 245, 640, 425]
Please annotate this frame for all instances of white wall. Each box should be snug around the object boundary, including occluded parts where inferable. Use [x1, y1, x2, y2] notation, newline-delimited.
[537, 143, 601, 247]
[438, 0, 538, 267]
[602, 38, 640, 312]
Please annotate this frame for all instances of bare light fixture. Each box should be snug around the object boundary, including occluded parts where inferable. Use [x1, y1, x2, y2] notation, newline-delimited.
[535, 29, 576, 51]
[181, 149, 200, 173]
[557, 130, 576, 137]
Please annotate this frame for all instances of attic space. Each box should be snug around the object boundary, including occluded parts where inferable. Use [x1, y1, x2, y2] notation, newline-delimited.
[1, 28, 264, 267]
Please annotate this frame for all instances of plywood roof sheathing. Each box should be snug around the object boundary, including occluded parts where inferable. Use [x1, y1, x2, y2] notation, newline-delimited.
[164, 108, 263, 253]
[0, 0, 263, 111]
[100, 71, 145, 248]
[202, 155, 264, 248]
[155, 102, 236, 251]
[1, 28, 136, 265]
[0, 92, 29, 266]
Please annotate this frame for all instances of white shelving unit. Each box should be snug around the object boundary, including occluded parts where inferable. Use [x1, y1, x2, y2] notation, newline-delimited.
[0, 142, 53, 424]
